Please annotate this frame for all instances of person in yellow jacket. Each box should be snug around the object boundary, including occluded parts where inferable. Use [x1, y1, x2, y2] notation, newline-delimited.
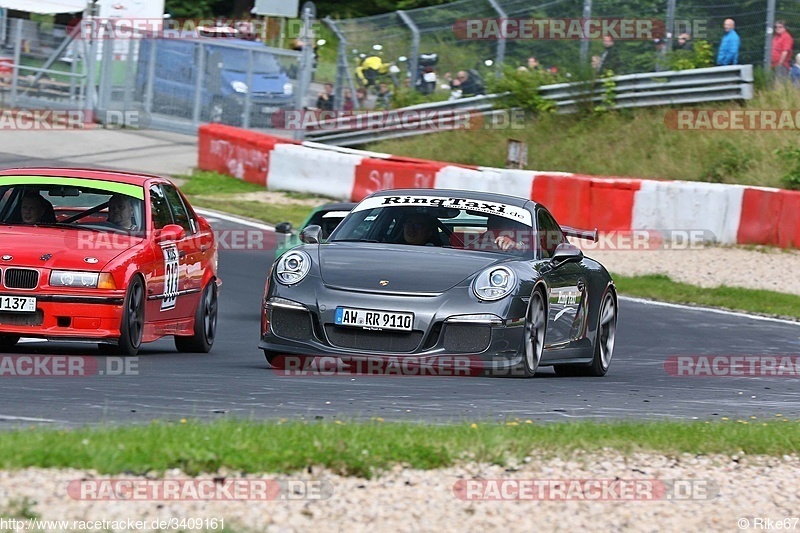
[355, 54, 392, 89]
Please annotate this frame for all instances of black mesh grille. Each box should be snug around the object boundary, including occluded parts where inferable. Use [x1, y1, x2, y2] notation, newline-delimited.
[0, 310, 43, 326]
[442, 323, 491, 353]
[270, 307, 313, 341]
[324, 325, 423, 353]
[4, 269, 39, 289]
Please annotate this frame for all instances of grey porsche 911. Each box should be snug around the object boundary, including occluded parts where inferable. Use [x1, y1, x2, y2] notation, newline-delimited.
[259, 189, 617, 377]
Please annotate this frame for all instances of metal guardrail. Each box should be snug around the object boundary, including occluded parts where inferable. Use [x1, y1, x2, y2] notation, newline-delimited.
[305, 65, 754, 147]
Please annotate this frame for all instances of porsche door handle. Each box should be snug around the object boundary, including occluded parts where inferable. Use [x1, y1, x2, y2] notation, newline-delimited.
[577, 280, 586, 292]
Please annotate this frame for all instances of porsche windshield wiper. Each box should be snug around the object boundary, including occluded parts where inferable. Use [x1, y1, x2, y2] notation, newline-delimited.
[330, 239, 380, 243]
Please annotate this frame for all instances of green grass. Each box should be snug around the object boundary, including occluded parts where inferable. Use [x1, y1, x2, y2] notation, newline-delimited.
[0, 419, 797, 478]
[190, 198, 312, 227]
[371, 83, 800, 189]
[177, 171, 327, 227]
[613, 273, 800, 319]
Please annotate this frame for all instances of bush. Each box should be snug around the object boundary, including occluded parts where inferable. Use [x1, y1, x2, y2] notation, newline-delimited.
[486, 66, 566, 114]
[668, 40, 714, 71]
[775, 147, 800, 190]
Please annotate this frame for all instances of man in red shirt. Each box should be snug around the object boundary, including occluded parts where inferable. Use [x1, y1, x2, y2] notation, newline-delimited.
[771, 21, 794, 79]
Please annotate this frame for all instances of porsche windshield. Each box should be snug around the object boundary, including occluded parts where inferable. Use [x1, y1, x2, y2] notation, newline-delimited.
[0, 180, 145, 235]
[330, 195, 536, 255]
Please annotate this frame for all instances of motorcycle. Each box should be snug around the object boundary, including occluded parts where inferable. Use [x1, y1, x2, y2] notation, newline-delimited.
[399, 53, 439, 95]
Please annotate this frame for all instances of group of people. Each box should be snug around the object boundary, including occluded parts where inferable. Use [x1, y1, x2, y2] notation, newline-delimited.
[13, 191, 136, 231]
[316, 82, 392, 111]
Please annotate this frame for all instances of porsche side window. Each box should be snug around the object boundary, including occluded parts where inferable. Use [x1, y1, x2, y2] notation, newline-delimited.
[150, 186, 173, 230]
[537, 210, 564, 258]
[162, 185, 194, 234]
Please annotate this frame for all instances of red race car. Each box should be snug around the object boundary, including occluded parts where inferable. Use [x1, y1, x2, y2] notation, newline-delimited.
[0, 168, 220, 355]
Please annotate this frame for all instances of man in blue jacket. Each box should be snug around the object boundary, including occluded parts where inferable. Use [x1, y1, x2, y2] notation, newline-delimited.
[717, 18, 740, 65]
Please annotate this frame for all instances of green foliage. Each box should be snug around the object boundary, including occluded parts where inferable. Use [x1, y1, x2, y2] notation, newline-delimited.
[702, 141, 757, 183]
[487, 66, 563, 115]
[775, 147, 800, 190]
[668, 40, 714, 71]
[390, 86, 449, 109]
[592, 73, 617, 115]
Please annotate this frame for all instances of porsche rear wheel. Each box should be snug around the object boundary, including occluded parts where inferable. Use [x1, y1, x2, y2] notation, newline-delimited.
[0, 335, 20, 350]
[117, 276, 145, 356]
[175, 282, 218, 353]
[555, 289, 617, 377]
[521, 290, 546, 377]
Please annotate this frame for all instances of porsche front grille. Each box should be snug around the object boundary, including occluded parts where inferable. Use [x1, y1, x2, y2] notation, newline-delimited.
[324, 325, 423, 353]
[442, 323, 491, 353]
[271, 307, 313, 341]
[3, 268, 39, 289]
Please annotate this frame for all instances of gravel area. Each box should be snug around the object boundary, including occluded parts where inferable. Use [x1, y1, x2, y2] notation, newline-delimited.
[2, 451, 799, 532]
[573, 241, 800, 296]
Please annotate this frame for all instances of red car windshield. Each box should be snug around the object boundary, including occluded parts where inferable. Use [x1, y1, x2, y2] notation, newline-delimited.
[0, 179, 145, 236]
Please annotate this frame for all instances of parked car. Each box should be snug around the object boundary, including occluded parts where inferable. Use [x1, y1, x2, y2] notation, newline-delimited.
[0, 168, 220, 356]
[260, 189, 617, 377]
[136, 37, 294, 126]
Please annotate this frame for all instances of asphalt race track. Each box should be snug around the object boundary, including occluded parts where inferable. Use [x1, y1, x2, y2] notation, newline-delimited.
[1, 214, 800, 429]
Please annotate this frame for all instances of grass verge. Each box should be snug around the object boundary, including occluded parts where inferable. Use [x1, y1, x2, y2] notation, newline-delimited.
[177, 170, 331, 227]
[613, 274, 800, 320]
[0, 419, 797, 478]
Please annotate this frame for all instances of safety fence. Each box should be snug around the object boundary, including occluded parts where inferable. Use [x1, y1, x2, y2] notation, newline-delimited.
[301, 64, 753, 146]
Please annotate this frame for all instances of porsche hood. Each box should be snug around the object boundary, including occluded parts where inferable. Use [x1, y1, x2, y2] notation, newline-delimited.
[316, 243, 507, 294]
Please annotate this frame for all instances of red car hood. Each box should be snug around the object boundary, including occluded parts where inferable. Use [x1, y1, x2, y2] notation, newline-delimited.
[0, 226, 145, 270]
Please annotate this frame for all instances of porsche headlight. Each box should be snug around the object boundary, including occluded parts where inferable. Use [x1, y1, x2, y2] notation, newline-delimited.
[283, 82, 293, 95]
[472, 266, 516, 301]
[50, 270, 100, 288]
[231, 81, 248, 94]
[275, 251, 311, 285]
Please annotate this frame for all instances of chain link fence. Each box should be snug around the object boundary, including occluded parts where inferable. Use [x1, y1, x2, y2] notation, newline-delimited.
[0, 16, 318, 135]
[327, 0, 796, 109]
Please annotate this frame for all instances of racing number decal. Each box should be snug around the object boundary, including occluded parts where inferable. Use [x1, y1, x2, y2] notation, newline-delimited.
[161, 244, 179, 311]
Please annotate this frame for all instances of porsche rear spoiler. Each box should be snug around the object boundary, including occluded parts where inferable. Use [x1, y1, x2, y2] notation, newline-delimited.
[561, 225, 598, 241]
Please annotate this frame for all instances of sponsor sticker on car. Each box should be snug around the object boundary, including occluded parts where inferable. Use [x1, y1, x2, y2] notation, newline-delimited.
[334, 307, 414, 331]
[161, 244, 179, 311]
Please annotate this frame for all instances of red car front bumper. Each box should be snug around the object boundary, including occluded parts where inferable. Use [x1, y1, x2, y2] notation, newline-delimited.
[0, 291, 126, 340]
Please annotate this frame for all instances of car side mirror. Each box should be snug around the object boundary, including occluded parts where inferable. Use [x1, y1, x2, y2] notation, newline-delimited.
[299, 224, 322, 244]
[275, 221, 293, 234]
[550, 242, 583, 266]
[156, 224, 185, 243]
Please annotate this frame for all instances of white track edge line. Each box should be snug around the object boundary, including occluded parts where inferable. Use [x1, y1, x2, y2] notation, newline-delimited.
[619, 296, 800, 326]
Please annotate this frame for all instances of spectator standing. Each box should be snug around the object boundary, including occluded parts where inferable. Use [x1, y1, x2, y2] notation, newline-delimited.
[596, 35, 620, 74]
[316, 83, 335, 111]
[792, 53, 800, 86]
[771, 21, 794, 79]
[342, 88, 354, 111]
[375, 83, 392, 110]
[355, 87, 368, 109]
[674, 32, 693, 51]
[716, 18, 740, 65]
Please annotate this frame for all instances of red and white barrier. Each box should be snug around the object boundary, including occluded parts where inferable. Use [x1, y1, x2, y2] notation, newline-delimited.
[197, 125, 799, 249]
